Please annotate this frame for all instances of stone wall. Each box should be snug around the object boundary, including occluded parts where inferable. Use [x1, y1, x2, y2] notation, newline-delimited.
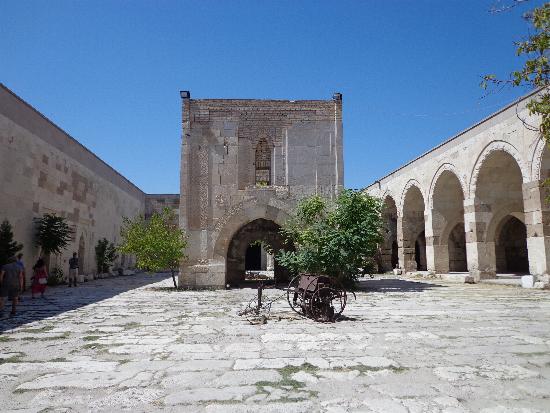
[145, 194, 180, 220]
[180, 92, 344, 287]
[365, 90, 550, 280]
[0, 84, 146, 281]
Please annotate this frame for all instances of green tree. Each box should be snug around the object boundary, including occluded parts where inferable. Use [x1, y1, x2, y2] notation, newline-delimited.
[482, 3, 550, 146]
[0, 220, 23, 266]
[277, 189, 383, 287]
[95, 238, 118, 274]
[34, 213, 74, 265]
[118, 208, 187, 289]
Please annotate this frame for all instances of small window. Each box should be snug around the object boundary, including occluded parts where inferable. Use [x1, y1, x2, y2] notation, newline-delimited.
[255, 138, 271, 185]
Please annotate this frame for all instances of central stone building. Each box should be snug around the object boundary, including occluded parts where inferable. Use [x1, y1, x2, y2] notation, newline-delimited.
[179, 92, 343, 288]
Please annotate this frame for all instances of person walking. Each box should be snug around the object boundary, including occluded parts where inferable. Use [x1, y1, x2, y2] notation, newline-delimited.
[0, 256, 24, 317]
[16, 253, 25, 300]
[31, 258, 48, 298]
[68, 252, 79, 287]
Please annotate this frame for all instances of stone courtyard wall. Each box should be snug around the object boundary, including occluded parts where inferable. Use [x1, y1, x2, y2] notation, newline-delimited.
[0, 84, 146, 280]
[180, 92, 344, 287]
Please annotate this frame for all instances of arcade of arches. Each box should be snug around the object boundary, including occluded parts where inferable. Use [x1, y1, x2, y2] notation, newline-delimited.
[377, 143, 550, 280]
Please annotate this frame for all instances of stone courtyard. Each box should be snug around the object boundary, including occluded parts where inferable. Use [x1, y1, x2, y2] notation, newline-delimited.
[1, 273, 550, 412]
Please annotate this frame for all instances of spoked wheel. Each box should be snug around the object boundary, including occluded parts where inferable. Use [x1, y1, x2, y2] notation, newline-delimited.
[308, 286, 347, 322]
[286, 275, 305, 316]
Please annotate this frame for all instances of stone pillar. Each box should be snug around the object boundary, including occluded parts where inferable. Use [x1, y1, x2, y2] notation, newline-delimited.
[464, 197, 495, 280]
[426, 209, 450, 274]
[523, 181, 550, 275]
[425, 209, 436, 273]
[266, 252, 274, 271]
[397, 214, 416, 272]
[260, 247, 267, 271]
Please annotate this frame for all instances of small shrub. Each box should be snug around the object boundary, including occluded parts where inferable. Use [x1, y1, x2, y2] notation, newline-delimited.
[47, 267, 65, 286]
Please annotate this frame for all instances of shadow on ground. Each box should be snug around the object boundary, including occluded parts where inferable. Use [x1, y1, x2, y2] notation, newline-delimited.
[0, 273, 170, 332]
[356, 278, 445, 292]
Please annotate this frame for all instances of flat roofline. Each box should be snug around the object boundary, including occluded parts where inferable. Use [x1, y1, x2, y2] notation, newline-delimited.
[0, 83, 145, 196]
[188, 98, 337, 103]
[365, 88, 541, 188]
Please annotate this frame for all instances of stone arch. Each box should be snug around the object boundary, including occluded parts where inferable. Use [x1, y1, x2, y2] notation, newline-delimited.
[472, 147, 528, 275]
[429, 167, 466, 273]
[469, 140, 529, 197]
[379, 195, 398, 272]
[213, 202, 291, 258]
[494, 215, 529, 274]
[428, 163, 466, 210]
[401, 183, 426, 272]
[535, 138, 550, 181]
[226, 218, 291, 285]
[530, 137, 547, 181]
[399, 179, 424, 216]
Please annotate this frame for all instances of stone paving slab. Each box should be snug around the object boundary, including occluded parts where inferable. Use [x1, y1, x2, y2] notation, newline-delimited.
[1, 273, 550, 412]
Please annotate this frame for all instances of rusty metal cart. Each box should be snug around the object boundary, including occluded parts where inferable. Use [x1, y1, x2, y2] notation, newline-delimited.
[286, 274, 348, 322]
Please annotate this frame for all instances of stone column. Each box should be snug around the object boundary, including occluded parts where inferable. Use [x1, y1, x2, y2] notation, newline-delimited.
[426, 209, 450, 274]
[425, 209, 436, 273]
[397, 214, 416, 272]
[464, 197, 495, 280]
[266, 252, 274, 271]
[523, 181, 550, 275]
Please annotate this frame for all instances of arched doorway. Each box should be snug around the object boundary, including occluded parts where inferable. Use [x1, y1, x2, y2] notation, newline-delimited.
[448, 223, 467, 272]
[402, 185, 426, 271]
[495, 216, 529, 274]
[430, 169, 465, 273]
[380, 196, 398, 271]
[474, 149, 527, 276]
[415, 231, 427, 271]
[226, 218, 291, 285]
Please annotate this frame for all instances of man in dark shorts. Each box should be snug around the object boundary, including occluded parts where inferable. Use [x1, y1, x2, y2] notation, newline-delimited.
[68, 252, 79, 287]
[0, 256, 23, 317]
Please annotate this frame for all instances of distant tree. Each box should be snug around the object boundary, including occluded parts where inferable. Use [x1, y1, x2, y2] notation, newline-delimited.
[95, 238, 118, 274]
[34, 214, 74, 264]
[118, 208, 187, 289]
[482, 2, 550, 147]
[0, 220, 23, 266]
[277, 190, 383, 287]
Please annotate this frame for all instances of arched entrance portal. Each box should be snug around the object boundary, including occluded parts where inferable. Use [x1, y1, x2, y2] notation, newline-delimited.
[430, 169, 466, 273]
[448, 223, 467, 272]
[496, 216, 529, 274]
[415, 231, 427, 271]
[226, 218, 291, 285]
[402, 185, 426, 271]
[474, 149, 527, 276]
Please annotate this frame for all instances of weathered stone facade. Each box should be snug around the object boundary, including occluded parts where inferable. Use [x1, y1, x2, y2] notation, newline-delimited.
[0, 84, 171, 281]
[365, 90, 550, 281]
[179, 92, 344, 287]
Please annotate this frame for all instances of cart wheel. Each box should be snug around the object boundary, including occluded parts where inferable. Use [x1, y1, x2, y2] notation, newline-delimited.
[286, 274, 305, 316]
[309, 286, 346, 322]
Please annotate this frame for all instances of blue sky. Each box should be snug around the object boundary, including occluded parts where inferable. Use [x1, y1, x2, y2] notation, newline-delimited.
[0, 0, 544, 193]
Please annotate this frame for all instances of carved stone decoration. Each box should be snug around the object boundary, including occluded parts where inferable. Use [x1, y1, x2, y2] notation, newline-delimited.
[198, 145, 209, 229]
